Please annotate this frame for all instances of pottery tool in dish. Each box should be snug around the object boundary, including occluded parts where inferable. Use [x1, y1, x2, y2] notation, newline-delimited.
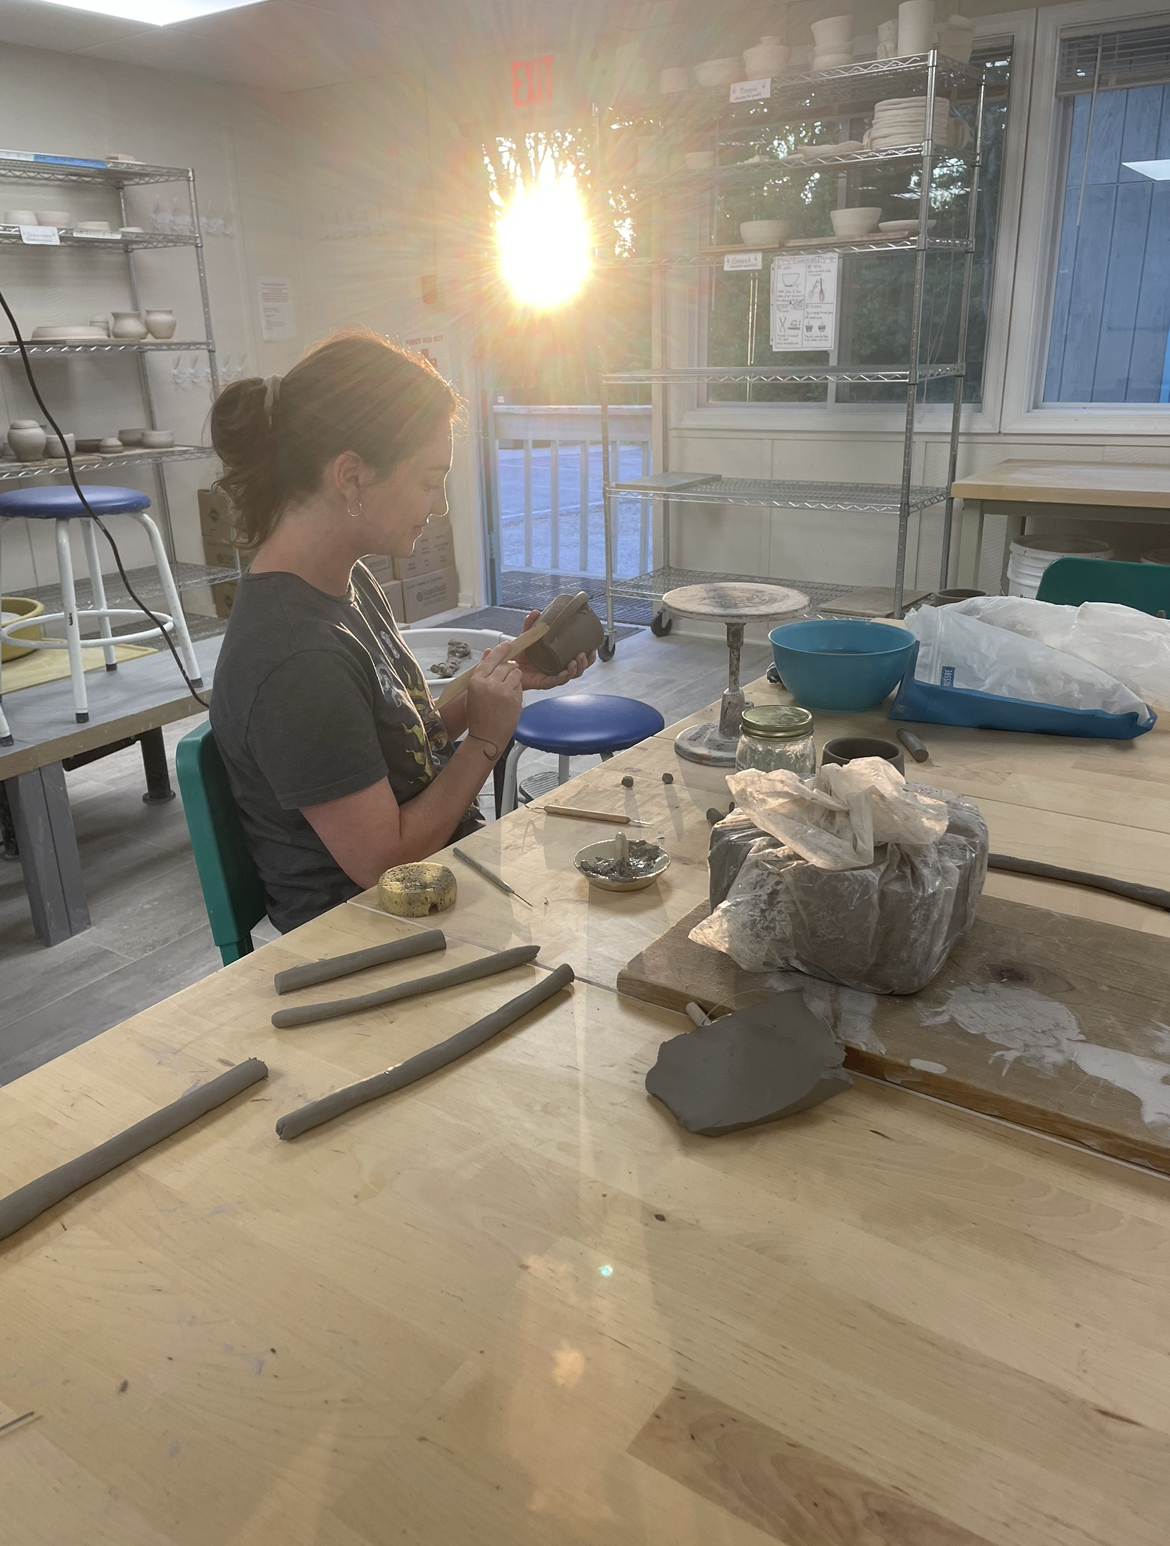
[574, 836, 670, 893]
[271, 944, 541, 1028]
[452, 846, 532, 908]
[275, 964, 575, 1140]
[541, 805, 650, 827]
[274, 929, 446, 995]
[434, 621, 549, 708]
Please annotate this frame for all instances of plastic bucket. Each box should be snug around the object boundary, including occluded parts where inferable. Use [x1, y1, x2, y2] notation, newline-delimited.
[1006, 536, 1112, 599]
[769, 618, 917, 712]
[1, 595, 45, 661]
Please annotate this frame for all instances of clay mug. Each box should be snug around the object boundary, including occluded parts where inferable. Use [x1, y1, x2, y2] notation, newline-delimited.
[111, 311, 148, 340]
[821, 736, 906, 777]
[144, 308, 176, 339]
[524, 591, 605, 675]
[7, 420, 46, 461]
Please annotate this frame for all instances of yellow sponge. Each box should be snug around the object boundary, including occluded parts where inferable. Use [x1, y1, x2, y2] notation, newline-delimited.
[377, 862, 457, 918]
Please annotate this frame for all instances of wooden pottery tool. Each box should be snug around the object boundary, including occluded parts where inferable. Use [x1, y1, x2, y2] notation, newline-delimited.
[541, 805, 651, 827]
[434, 621, 550, 709]
[522, 591, 604, 675]
[452, 846, 533, 907]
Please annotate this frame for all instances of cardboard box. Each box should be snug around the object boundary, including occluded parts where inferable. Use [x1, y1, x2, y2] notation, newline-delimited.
[204, 542, 239, 573]
[380, 578, 404, 619]
[394, 517, 454, 581]
[198, 487, 235, 545]
[212, 580, 238, 619]
[400, 564, 457, 623]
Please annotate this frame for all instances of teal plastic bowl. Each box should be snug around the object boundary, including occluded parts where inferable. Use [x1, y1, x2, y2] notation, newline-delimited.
[769, 619, 917, 712]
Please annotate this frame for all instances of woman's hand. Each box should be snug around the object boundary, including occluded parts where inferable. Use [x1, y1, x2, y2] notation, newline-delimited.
[514, 608, 596, 691]
[465, 638, 524, 754]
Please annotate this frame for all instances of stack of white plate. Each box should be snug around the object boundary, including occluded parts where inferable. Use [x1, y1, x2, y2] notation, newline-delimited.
[868, 96, 950, 150]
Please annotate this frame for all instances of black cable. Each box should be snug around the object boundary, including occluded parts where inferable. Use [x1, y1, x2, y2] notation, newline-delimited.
[0, 285, 209, 712]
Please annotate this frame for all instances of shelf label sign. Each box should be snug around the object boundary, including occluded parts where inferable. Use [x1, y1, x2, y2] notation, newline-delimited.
[724, 250, 763, 271]
[731, 78, 771, 102]
[258, 276, 297, 342]
[19, 224, 58, 245]
[512, 54, 553, 107]
[770, 253, 839, 351]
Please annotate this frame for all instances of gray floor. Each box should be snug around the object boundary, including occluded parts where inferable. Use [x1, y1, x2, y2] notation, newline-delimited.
[0, 620, 763, 1086]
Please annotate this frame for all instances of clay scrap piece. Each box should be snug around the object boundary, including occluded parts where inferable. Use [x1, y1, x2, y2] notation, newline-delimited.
[645, 996, 851, 1136]
[273, 929, 446, 995]
[0, 1059, 268, 1243]
[271, 944, 541, 1028]
[988, 854, 1170, 913]
[276, 963, 575, 1140]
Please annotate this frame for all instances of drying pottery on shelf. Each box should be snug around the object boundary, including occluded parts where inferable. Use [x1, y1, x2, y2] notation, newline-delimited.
[740, 219, 789, 246]
[111, 311, 148, 340]
[30, 325, 107, 341]
[140, 430, 174, 448]
[898, 0, 934, 54]
[35, 210, 70, 227]
[98, 437, 123, 454]
[694, 57, 741, 87]
[7, 421, 45, 461]
[878, 218, 936, 234]
[4, 209, 37, 226]
[936, 13, 976, 62]
[144, 308, 176, 339]
[118, 428, 144, 445]
[75, 437, 103, 453]
[743, 37, 788, 77]
[525, 590, 605, 675]
[44, 433, 76, 458]
[829, 206, 882, 238]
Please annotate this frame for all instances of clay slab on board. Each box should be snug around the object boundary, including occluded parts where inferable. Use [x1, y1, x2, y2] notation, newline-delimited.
[645, 995, 852, 1136]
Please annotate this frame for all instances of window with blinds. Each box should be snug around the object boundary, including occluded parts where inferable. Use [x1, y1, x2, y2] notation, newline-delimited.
[1043, 20, 1170, 404]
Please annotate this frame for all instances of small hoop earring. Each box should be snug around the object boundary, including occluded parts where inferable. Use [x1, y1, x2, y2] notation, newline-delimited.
[347, 500, 363, 519]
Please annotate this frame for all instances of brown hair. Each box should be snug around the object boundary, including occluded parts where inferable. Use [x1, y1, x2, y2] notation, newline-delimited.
[210, 328, 459, 550]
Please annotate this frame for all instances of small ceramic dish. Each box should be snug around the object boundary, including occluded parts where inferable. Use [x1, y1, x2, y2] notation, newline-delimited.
[118, 429, 145, 445]
[140, 430, 175, 449]
[740, 219, 789, 246]
[878, 218, 937, 235]
[574, 837, 670, 894]
[99, 437, 124, 453]
[36, 211, 71, 227]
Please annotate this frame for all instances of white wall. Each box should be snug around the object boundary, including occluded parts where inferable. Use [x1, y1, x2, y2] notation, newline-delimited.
[0, 41, 305, 595]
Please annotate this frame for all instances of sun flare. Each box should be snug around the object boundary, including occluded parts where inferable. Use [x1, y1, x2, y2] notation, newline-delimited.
[497, 160, 591, 310]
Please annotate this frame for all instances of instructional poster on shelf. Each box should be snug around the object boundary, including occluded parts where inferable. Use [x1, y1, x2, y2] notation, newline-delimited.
[258, 277, 297, 342]
[770, 252, 839, 352]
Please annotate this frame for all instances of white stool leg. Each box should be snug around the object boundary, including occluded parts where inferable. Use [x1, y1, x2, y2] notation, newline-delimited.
[0, 517, 11, 745]
[130, 511, 203, 687]
[500, 741, 523, 815]
[556, 754, 571, 785]
[81, 519, 118, 671]
[55, 519, 89, 722]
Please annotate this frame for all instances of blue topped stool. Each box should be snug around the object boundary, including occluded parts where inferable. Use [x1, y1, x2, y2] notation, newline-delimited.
[499, 693, 666, 815]
[0, 484, 202, 735]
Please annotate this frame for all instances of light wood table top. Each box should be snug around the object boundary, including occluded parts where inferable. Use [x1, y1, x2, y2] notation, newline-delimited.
[950, 458, 1170, 508]
[2, 686, 1170, 1542]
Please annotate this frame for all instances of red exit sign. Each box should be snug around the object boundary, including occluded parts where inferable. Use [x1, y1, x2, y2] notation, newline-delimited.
[512, 54, 553, 107]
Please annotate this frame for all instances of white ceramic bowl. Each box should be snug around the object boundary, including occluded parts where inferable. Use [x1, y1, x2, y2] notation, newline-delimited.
[694, 57, 741, 88]
[75, 221, 111, 234]
[811, 14, 853, 47]
[4, 210, 37, 226]
[44, 433, 76, 457]
[35, 211, 70, 227]
[829, 206, 882, 237]
[740, 219, 789, 246]
[140, 430, 175, 449]
[878, 218, 937, 234]
[684, 151, 715, 171]
[30, 325, 107, 340]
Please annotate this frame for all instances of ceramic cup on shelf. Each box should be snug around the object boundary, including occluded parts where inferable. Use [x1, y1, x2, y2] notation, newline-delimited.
[111, 311, 148, 340]
[144, 308, 177, 339]
[898, 0, 934, 55]
[659, 66, 689, 92]
[7, 420, 46, 461]
[118, 428, 145, 445]
[743, 37, 789, 77]
[811, 14, 853, 50]
[740, 219, 789, 245]
[140, 429, 175, 448]
[44, 433, 76, 459]
[4, 210, 37, 227]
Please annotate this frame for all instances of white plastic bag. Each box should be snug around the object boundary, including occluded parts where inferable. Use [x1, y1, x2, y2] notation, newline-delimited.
[904, 604, 1153, 724]
[692, 761, 988, 994]
[952, 596, 1170, 717]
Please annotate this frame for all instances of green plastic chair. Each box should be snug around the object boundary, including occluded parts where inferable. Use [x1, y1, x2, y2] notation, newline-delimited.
[1036, 556, 1170, 616]
[176, 720, 267, 964]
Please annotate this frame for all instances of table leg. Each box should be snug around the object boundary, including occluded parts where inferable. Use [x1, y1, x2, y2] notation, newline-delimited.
[139, 726, 175, 804]
[4, 762, 90, 945]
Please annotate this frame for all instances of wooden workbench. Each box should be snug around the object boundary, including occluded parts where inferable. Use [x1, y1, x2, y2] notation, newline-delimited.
[0, 634, 220, 945]
[949, 459, 1170, 591]
[2, 678, 1169, 1543]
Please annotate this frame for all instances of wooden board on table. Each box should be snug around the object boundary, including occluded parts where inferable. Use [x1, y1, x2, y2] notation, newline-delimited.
[618, 893, 1170, 1174]
[950, 459, 1170, 508]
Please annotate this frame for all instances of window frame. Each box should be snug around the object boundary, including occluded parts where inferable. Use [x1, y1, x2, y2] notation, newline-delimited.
[680, 7, 1035, 439]
[1002, 0, 1170, 434]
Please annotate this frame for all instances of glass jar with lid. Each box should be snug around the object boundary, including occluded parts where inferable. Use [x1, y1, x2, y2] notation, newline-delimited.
[735, 705, 816, 776]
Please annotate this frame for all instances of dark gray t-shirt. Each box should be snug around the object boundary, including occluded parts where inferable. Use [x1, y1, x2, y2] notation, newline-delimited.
[209, 562, 481, 932]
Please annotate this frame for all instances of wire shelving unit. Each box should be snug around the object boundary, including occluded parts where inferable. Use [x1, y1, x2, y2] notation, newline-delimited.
[0, 153, 221, 558]
[598, 49, 986, 654]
